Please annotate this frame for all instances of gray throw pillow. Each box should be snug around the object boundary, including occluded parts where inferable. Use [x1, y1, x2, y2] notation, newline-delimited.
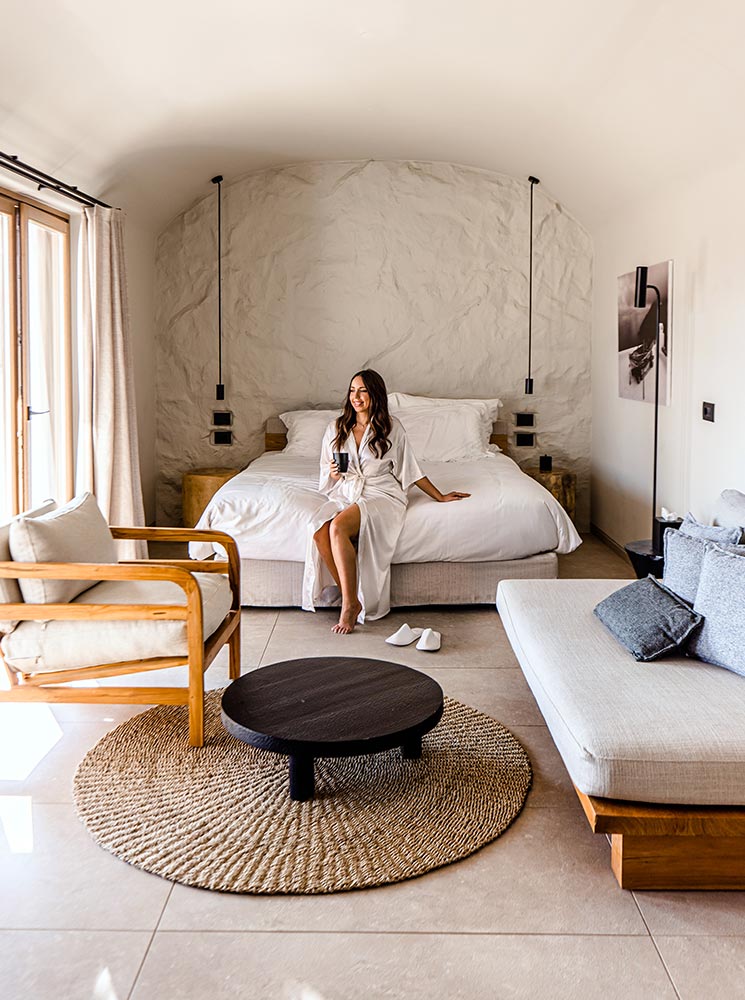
[679, 512, 741, 545]
[689, 545, 745, 677]
[663, 529, 708, 605]
[713, 489, 745, 533]
[594, 576, 703, 662]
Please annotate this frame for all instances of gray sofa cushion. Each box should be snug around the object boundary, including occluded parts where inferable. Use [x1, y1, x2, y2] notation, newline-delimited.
[679, 512, 741, 544]
[663, 529, 708, 605]
[594, 576, 702, 661]
[0, 500, 57, 635]
[689, 545, 745, 677]
[497, 578, 745, 804]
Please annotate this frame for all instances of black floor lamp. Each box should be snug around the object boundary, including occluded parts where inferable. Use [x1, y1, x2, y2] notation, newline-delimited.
[633, 265, 663, 553]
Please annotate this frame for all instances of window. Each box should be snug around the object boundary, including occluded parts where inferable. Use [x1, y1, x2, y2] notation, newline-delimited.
[0, 190, 72, 522]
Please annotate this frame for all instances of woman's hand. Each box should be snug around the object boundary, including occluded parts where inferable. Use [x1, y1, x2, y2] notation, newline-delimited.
[329, 461, 343, 482]
[437, 491, 471, 502]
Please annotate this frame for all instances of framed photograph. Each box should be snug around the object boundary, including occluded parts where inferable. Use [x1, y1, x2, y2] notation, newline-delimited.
[617, 260, 673, 405]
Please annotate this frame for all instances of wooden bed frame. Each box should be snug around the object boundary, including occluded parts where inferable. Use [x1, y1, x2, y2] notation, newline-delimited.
[575, 787, 745, 890]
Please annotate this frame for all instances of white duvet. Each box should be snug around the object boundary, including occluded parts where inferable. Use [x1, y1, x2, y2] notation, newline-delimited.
[191, 451, 581, 563]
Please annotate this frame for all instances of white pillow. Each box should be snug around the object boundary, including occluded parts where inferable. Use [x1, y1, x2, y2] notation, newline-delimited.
[388, 393, 501, 450]
[279, 409, 341, 457]
[0, 500, 57, 634]
[394, 405, 489, 462]
[9, 492, 117, 604]
[714, 490, 745, 531]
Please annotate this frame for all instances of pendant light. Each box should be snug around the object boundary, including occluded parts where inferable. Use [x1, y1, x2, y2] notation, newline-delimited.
[525, 175, 540, 395]
[211, 174, 225, 401]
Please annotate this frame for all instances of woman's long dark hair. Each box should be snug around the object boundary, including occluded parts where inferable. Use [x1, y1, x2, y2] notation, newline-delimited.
[334, 369, 392, 458]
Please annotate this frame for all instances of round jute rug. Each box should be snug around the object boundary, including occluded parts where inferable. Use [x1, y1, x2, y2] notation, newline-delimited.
[73, 692, 531, 894]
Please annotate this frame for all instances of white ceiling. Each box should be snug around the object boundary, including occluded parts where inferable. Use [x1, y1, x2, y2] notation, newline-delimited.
[2, 0, 743, 233]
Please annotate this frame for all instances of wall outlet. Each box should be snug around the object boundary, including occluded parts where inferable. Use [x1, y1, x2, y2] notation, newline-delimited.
[212, 410, 233, 426]
[702, 401, 715, 422]
[515, 432, 536, 447]
[514, 412, 535, 428]
[211, 430, 233, 445]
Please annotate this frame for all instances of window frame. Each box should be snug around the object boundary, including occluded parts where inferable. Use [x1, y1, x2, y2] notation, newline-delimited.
[0, 185, 72, 516]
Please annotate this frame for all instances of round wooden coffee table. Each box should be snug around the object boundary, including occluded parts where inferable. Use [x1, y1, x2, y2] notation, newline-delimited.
[221, 656, 444, 801]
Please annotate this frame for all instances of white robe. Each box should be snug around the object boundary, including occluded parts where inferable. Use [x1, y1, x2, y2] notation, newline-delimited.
[302, 417, 424, 622]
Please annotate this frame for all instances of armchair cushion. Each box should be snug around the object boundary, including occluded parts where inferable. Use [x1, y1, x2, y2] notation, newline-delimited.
[0, 572, 233, 673]
[0, 500, 57, 635]
[9, 493, 117, 604]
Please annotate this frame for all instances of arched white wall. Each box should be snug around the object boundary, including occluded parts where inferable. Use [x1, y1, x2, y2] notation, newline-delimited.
[155, 160, 592, 527]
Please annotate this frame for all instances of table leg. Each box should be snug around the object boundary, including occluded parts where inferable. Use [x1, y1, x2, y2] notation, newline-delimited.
[289, 754, 315, 801]
[402, 735, 422, 759]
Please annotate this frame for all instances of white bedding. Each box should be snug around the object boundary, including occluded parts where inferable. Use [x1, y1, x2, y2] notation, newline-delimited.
[191, 451, 581, 563]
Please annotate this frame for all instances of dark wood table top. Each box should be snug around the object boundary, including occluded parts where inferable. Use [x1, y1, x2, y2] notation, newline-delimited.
[221, 656, 444, 758]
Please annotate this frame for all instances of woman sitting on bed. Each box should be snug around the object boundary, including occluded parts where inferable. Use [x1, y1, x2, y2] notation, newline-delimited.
[302, 369, 470, 634]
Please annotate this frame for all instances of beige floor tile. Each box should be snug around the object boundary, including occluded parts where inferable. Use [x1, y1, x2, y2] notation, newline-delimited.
[0, 929, 151, 1000]
[0, 719, 117, 803]
[160, 805, 643, 935]
[510, 723, 576, 807]
[634, 891, 745, 936]
[132, 930, 675, 1000]
[655, 935, 745, 999]
[423, 667, 545, 726]
[0, 803, 171, 930]
[559, 534, 634, 580]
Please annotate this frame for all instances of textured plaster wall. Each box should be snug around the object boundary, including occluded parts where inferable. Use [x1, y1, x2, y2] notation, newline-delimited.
[155, 160, 592, 529]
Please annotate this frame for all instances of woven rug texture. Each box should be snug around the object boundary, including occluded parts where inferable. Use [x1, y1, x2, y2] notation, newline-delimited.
[73, 691, 531, 894]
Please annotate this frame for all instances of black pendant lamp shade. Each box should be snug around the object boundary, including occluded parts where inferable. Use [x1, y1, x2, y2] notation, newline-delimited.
[525, 175, 540, 395]
[634, 265, 648, 308]
[212, 175, 225, 401]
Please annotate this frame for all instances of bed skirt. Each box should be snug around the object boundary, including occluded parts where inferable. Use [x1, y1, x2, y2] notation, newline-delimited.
[239, 553, 558, 607]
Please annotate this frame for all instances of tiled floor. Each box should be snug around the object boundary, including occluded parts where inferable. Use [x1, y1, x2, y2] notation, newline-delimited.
[2, 536, 744, 998]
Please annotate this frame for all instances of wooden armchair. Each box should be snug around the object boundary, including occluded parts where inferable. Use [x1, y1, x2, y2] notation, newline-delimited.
[0, 526, 241, 746]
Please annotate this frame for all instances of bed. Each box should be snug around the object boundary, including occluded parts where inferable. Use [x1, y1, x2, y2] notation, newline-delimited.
[190, 395, 582, 608]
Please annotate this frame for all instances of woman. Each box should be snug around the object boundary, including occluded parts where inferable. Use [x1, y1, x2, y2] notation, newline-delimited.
[302, 369, 470, 634]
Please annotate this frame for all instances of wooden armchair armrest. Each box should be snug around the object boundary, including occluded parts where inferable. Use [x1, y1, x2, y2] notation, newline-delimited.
[110, 526, 240, 607]
[0, 560, 201, 622]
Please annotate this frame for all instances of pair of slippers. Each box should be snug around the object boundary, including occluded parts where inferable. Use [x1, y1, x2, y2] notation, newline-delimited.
[385, 623, 442, 651]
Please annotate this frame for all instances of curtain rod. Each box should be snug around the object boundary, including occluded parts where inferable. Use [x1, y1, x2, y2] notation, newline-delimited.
[0, 151, 111, 208]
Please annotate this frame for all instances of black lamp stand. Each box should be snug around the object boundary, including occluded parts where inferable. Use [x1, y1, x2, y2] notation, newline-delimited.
[633, 265, 663, 553]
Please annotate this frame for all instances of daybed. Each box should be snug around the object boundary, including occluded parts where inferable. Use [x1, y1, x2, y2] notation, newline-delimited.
[191, 396, 581, 607]
[498, 533, 745, 890]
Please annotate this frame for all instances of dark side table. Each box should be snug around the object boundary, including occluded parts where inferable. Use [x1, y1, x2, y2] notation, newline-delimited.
[624, 539, 664, 579]
[221, 656, 444, 801]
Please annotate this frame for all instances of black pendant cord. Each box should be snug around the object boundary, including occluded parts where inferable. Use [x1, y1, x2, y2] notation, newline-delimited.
[212, 175, 224, 401]
[0, 151, 110, 208]
[525, 175, 540, 395]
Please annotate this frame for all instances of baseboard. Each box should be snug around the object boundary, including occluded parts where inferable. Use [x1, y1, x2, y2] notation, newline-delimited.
[590, 523, 627, 561]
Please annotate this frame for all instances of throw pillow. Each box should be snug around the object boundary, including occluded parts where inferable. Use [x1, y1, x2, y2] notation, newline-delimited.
[9, 493, 117, 605]
[689, 545, 745, 677]
[279, 410, 342, 458]
[713, 489, 745, 533]
[662, 529, 709, 605]
[0, 500, 57, 634]
[593, 576, 703, 662]
[679, 512, 741, 544]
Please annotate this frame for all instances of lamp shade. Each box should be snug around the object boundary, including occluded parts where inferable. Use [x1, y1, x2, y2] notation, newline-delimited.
[634, 265, 648, 308]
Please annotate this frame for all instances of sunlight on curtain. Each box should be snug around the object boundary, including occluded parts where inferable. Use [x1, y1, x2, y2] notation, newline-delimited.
[27, 221, 66, 510]
[0, 214, 13, 523]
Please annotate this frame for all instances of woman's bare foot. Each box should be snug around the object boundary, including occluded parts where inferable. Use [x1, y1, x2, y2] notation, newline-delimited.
[332, 601, 363, 634]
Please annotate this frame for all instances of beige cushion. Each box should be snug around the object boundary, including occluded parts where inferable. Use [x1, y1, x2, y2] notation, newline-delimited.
[9, 493, 117, 605]
[0, 572, 233, 673]
[0, 500, 57, 635]
[497, 578, 745, 806]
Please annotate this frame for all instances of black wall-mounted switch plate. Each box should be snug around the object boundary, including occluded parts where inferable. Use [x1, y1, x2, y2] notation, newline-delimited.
[211, 430, 233, 445]
[212, 410, 233, 426]
[702, 402, 715, 422]
[515, 432, 536, 447]
[515, 412, 535, 428]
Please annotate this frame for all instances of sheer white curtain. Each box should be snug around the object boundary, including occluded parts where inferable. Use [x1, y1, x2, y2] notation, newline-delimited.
[76, 206, 145, 556]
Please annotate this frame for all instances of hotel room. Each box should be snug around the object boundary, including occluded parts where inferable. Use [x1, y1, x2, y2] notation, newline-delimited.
[1, 2, 745, 997]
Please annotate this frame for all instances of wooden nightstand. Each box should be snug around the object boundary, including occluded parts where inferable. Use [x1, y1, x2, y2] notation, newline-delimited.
[525, 466, 576, 522]
[182, 467, 240, 527]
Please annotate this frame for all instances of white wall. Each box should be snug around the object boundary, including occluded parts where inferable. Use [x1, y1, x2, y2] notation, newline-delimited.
[592, 154, 745, 546]
[155, 160, 593, 527]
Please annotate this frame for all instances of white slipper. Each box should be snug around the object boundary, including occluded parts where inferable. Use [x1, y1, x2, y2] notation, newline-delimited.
[416, 628, 441, 652]
[385, 623, 424, 646]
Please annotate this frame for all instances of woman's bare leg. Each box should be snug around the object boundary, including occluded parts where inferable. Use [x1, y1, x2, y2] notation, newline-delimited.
[313, 521, 341, 586]
[329, 504, 363, 634]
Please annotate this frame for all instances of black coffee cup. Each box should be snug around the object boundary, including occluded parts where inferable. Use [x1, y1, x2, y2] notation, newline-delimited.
[333, 451, 349, 473]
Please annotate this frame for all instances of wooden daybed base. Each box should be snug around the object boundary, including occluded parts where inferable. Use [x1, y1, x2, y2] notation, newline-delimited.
[576, 787, 745, 890]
